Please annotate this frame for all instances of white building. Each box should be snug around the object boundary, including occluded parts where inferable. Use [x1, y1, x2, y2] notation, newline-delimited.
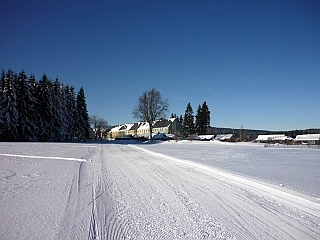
[295, 134, 320, 145]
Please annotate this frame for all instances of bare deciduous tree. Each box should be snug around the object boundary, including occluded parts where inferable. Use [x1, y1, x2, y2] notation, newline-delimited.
[90, 115, 109, 140]
[132, 88, 169, 140]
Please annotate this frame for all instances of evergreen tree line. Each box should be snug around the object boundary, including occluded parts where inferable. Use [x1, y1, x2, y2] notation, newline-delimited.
[172, 101, 210, 137]
[0, 69, 91, 142]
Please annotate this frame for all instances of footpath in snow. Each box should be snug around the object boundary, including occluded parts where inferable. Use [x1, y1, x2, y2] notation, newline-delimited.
[0, 141, 319, 239]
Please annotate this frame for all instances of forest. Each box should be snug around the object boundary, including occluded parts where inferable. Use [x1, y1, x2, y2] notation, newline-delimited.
[0, 69, 90, 142]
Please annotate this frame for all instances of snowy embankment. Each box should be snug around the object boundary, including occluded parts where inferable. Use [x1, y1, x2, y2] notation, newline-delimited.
[0, 141, 319, 239]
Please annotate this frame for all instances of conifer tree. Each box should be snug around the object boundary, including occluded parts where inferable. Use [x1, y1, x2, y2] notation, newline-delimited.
[16, 70, 37, 141]
[28, 74, 38, 140]
[179, 115, 183, 124]
[76, 87, 90, 140]
[195, 104, 202, 134]
[194, 101, 210, 135]
[201, 101, 210, 133]
[0, 70, 5, 131]
[52, 78, 66, 141]
[65, 85, 78, 141]
[0, 69, 91, 142]
[36, 74, 54, 141]
[183, 102, 194, 137]
[0, 70, 18, 140]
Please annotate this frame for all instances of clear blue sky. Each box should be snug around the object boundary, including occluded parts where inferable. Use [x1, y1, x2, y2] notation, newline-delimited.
[1, 0, 319, 131]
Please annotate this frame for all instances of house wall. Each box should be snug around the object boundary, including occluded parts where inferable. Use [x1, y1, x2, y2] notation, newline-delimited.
[152, 119, 183, 136]
[170, 119, 183, 136]
[153, 127, 169, 134]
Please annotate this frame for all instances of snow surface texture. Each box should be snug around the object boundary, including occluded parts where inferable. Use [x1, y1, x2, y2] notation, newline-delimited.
[0, 141, 319, 239]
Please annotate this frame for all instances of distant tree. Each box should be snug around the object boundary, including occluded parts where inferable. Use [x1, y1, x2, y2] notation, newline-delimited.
[0, 70, 5, 132]
[183, 102, 194, 137]
[36, 74, 54, 141]
[96, 117, 109, 140]
[64, 85, 78, 141]
[90, 115, 109, 140]
[0, 70, 18, 140]
[28, 74, 38, 140]
[201, 101, 210, 134]
[90, 115, 99, 140]
[179, 115, 183, 124]
[76, 87, 90, 140]
[170, 113, 177, 118]
[239, 125, 248, 142]
[195, 104, 202, 134]
[52, 78, 67, 141]
[16, 70, 37, 141]
[195, 101, 210, 135]
[132, 88, 169, 140]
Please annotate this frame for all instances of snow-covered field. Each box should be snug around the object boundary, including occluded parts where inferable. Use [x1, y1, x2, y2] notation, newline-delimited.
[0, 141, 319, 239]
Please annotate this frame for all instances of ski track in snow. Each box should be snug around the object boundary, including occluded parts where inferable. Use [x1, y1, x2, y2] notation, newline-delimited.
[0, 153, 87, 162]
[0, 142, 319, 239]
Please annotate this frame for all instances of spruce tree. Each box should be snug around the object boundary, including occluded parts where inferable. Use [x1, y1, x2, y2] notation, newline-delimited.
[179, 115, 183, 124]
[52, 78, 67, 141]
[76, 87, 90, 140]
[16, 70, 37, 141]
[65, 85, 78, 141]
[36, 74, 54, 141]
[183, 102, 194, 137]
[201, 101, 210, 134]
[195, 101, 211, 135]
[0, 69, 91, 142]
[0, 70, 18, 141]
[195, 104, 202, 134]
[28, 74, 39, 140]
[0, 70, 5, 131]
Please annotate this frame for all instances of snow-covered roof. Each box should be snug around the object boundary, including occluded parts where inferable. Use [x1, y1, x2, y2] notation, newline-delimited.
[215, 134, 233, 140]
[168, 117, 177, 122]
[110, 123, 134, 132]
[199, 135, 214, 140]
[137, 122, 150, 130]
[255, 134, 291, 141]
[295, 134, 320, 141]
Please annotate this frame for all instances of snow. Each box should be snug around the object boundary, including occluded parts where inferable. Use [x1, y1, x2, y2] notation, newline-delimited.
[215, 134, 234, 141]
[198, 134, 214, 140]
[255, 134, 292, 141]
[295, 134, 320, 141]
[1, 141, 320, 239]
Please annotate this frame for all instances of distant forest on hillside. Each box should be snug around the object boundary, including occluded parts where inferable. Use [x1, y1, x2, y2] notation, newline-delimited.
[0, 69, 90, 142]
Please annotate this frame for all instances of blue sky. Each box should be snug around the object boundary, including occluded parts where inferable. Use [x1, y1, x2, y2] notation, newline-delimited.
[1, 0, 319, 131]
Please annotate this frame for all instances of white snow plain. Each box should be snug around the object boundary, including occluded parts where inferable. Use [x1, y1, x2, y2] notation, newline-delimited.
[0, 141, 319, 239]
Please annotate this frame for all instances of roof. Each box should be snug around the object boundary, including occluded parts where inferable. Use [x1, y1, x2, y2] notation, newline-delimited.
[137, 122, 150, 130]
[110, 123, 134, 132]
[168, 117, 177, 122]
[153, 119, 171, 128]
[295, 134, 320, 141]
[255, 134, 291, 141]
[215, 134, 233, 140]
[199, 135, 214, 140]
[129, 122, 141, 131]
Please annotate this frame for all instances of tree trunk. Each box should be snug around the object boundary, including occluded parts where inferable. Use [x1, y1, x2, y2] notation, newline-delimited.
[149, 122, 153, 140]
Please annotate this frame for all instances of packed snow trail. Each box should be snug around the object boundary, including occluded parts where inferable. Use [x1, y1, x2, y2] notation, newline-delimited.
[1, 142, 320, 239]
[85, 144, 320, 239]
